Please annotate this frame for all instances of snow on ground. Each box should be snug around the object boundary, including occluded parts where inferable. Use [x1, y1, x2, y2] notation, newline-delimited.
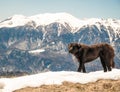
[28, 49, 45, 54]
[0, 69, 120, 92]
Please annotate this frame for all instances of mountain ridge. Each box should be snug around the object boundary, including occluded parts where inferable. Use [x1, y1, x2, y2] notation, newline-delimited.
[0, 13, 120, 33]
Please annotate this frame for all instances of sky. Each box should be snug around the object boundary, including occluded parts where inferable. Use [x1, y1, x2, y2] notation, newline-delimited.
[0, 0, 120, 21]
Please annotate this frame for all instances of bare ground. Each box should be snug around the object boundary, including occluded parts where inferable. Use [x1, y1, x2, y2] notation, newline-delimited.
[14, 79, 120, 92]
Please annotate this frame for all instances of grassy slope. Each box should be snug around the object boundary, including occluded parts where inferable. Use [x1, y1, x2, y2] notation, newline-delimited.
[14, 79, 120, 92]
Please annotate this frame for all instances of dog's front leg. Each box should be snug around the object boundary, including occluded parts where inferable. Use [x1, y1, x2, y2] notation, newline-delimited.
[82, 58, 86, 73]
[82, 49, 87, 73]
[77, 61, 86, 73]
[77, 49, 87, 73]
[77, 60, 82, 72]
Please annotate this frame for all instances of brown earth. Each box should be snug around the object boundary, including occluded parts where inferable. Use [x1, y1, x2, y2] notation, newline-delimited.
[14, 79, 120, 92]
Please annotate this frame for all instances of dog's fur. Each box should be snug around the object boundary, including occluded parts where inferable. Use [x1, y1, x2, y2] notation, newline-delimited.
[68, 43, 115, 73]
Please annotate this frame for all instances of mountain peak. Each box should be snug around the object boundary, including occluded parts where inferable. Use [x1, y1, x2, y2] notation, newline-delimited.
[0, 13, 82, 29]
[29, 12, 82, 29]
[0, 14, 30, 28]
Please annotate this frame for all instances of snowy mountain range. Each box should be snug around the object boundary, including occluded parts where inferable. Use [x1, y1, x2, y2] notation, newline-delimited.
[0, 13, 120, 75]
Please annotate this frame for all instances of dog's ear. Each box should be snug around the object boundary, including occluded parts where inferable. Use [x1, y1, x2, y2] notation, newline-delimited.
[68, 43, 71, 48]
[75, 44, 81, 49]
[68, 43, 73, 51]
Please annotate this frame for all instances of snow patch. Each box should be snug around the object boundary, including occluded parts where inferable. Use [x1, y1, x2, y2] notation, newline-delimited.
[29, 49, 45, 54]
[0, 69, 120, 92]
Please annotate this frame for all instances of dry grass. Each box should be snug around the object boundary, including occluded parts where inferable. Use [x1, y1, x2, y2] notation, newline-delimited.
[14, 79, 120, 92]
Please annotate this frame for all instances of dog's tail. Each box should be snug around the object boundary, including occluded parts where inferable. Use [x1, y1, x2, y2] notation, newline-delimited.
[111, 60, 115, 68]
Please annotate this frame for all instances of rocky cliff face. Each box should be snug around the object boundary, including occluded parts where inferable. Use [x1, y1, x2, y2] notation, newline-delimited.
[0, 13, 119, 75]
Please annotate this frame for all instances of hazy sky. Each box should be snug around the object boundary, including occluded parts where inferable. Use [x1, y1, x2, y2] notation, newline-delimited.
[0, 0, 120, 21]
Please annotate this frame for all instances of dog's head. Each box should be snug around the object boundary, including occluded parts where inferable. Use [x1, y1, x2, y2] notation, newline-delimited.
[68, 43, 81, 54]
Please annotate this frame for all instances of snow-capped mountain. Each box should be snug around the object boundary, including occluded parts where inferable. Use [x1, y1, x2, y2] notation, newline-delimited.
[0, 13, 120, 75]
[0, 13, 82, 32]
[1, 13, 120, 33]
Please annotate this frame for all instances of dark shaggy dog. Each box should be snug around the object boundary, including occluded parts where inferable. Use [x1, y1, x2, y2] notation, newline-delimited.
[68, 43, 115, 73]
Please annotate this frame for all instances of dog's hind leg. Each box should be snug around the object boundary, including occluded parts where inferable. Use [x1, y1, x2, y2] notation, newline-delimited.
[83, 64, 86, 73]
[106, 58, 112, 71]
[100, 56, 107, 72]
